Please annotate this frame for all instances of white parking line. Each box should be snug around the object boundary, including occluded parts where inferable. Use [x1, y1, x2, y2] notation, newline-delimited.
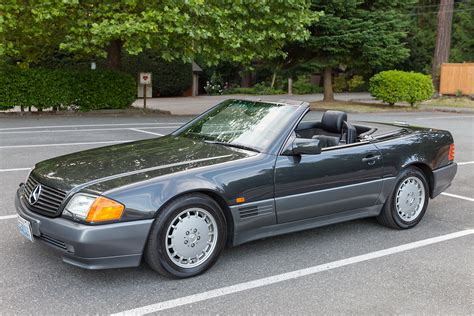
[129, 128, 164, 136]
[0, 140, 133, 149]
[0, 215, 17, 220]
[441, 192, 474, 202]
[0, 167, 32, 172]
[458, 161, 474, 166]
[0, 122, 183, 131]
[112, 229, 474, 316]
[415, 115, 474, 120]
[0, 126, 180, 134]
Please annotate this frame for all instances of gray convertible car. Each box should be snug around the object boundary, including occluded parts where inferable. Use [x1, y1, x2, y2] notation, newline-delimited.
[16, 99, 457, 278]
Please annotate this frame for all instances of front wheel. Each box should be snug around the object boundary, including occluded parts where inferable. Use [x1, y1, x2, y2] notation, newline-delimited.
[145, 193, 227, 278]
[377, 167, 429, 229]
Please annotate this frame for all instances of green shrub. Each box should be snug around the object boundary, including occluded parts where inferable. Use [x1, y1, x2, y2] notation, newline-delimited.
[292, 76, 322, 94]
[0, 68, 136, 111]
[369, 70, 434, 106]
[348, 75, 365, 92]
[403, 72, 435, 105]
[333, 75, 347, 93]
[224, 82, 285, 95]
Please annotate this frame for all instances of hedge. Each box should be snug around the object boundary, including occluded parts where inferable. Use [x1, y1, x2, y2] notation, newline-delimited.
[0, 68, 136, 111]
[369, 70, 434, 106]
[71, 70, 136, 110]
[122, 52, 192, 97]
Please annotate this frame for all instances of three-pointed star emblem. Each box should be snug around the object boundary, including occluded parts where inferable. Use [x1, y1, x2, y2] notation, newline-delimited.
[29, 185, 42, 205]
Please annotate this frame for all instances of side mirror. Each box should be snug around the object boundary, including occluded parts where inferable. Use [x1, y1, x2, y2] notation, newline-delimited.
[283, 138, 322, 155]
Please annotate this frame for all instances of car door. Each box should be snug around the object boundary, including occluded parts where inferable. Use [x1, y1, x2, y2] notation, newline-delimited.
[274, 138, 384, 223]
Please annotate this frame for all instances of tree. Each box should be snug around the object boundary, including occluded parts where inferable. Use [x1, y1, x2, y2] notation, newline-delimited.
[395, 0, 438, 74]
[450, 1, 474, 63]
[0, 0, 69, 67]
[431, 0, 454, 90]
[287, 0, 412, 101]
[396, 0, 473, 75]
[1, 1, 319, 69]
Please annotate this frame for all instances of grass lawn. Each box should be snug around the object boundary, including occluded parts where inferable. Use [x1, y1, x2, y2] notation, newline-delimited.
[423, 96, 474, 108]
[309, 100, 418, 113]
[310, 96, 474, 113]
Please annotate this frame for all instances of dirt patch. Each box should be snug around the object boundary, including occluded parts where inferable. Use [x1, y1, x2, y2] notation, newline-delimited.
[423, 96, 474, 108]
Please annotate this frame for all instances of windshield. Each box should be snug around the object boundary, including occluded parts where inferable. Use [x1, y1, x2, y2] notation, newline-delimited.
[177, 99, 298, 152]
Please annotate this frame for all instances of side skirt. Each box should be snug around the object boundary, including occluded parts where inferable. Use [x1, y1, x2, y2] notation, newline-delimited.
[232, 204, 383, 246]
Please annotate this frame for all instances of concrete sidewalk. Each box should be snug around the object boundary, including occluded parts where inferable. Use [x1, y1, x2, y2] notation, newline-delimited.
[131, 93, 373, 115]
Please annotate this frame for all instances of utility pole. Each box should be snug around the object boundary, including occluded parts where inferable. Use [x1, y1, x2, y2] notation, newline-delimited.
[431, 0, 454, 92]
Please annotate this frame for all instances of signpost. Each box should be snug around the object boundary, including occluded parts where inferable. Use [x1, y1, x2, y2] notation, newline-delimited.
[139, 72, 152, 109]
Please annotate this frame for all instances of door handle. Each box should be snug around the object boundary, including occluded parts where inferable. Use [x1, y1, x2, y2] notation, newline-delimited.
[362, 155, 381, 165]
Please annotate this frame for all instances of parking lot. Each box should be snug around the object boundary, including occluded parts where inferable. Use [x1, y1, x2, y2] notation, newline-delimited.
[0, 111, 473, 314]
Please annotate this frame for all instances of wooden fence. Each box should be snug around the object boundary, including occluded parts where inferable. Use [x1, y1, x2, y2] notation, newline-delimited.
[439, 63, 474, 95]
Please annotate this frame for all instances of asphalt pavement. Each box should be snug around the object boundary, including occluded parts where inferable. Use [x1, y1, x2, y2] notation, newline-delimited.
[0, 111, 473, 314]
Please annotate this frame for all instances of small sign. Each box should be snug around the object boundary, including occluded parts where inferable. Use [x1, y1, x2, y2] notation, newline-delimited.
[140, 72, 152, 85]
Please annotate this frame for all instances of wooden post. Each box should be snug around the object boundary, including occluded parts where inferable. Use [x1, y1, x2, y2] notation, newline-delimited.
[192, 73, 199, 96]
[288, 78, 293, 95]
[143, 84, 147, 109]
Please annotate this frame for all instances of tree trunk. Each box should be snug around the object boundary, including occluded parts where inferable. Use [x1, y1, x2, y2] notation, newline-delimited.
[431, 0, 454, 91]
[270, 72, 276, 89]
[106, 39, 122, 70]
[323, 67, 334, 102]
[240, 71, 252, 88]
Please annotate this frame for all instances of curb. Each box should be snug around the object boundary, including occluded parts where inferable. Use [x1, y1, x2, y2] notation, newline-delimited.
[0, 108, 172, 117]
[419, 106, 474, 114]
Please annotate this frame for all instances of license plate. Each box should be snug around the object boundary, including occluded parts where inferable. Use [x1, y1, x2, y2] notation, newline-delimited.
[18, 216, 34, 242]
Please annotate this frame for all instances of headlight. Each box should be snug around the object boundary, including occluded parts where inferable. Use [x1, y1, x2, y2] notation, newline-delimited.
[64, 194, 124, 223]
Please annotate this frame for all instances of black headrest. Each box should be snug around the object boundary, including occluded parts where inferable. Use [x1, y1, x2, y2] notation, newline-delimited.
[321, 110, 347, 133]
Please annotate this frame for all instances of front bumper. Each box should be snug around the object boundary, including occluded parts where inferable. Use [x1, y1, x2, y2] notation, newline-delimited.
[15, 188, 154, 270]
[432, 162, 457, 198]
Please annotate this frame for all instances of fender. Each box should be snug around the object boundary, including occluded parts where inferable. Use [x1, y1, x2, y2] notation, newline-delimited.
[104, 153, 276, 221]
[373, 129, 453, 203]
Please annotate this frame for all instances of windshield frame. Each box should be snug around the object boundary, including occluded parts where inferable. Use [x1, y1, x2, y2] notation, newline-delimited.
[172, 99, 307, 155]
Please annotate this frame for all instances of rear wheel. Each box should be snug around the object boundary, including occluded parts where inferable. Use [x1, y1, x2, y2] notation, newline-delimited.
[145, 193, 227, 278]
[377, 167, 429, 229]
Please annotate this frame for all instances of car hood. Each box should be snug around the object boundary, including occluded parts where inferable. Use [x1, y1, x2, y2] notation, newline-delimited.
[31, 135, 253, 193]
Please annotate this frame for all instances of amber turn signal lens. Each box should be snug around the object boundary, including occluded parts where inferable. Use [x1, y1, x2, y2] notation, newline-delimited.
[236, 197, 246, 203]
[448, 143, 455, 161]
[86, 196, 124, 223]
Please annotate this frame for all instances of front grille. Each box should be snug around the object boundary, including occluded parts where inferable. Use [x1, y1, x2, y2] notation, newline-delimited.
[23, 175, 67, 217]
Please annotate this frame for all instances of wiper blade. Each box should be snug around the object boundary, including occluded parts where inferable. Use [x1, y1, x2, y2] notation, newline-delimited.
[204, 140, 260, 153]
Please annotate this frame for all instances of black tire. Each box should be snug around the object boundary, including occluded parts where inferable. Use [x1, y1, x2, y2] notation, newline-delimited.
[377, 167, 429, 229]
[144, 193, 227, 278]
